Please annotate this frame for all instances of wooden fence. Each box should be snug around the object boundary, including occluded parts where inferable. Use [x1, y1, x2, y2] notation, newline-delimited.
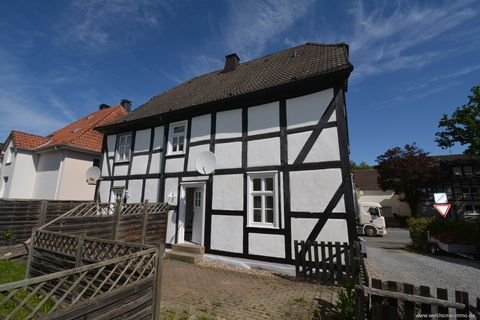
[0, 200, 169, 319]
[356, 278, 480, 319]
[0, 199, 84, 246]
[40, 201, 168, 245]
[294, 240, 361, 285]
[0, 230, 164, 320]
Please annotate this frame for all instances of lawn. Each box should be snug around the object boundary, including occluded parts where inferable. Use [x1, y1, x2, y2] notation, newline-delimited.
[0, 259, 54, 319]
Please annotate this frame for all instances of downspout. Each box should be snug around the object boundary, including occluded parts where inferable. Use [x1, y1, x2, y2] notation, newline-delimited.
[54, 146, 66, 200]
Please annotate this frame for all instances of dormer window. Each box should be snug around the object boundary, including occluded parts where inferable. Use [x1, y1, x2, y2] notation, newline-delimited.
[168, 121, 187, 155]
[116, 133, 132, 162]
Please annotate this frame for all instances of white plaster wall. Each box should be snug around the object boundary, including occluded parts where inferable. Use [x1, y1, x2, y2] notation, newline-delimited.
[130, 154, 149, 175]
[288, 131, 310, 164]
[165, 210, 177, 244]
[114, 164, 128, 176]
[211, 215, 243, 253]
[287, 128, 340, 164]
[216, 109, 242, 139]
[212, 174, 243, 210]
[187, 144, 210, 172]
[248, 138, 280, 167]
[127, 179, 143, 203]
[286, 88, 333, 129]
[8, 151, 37, 199]
[107, 135, 116, 157]
[290, 169, 345, 212]
[33, 151, 63, 200]
[134, 129, 151, 153]
[214, 142, 242, 169]
[165, 157, 184, 173]
[305, 128, 340, 163]
[164, 178, 179, 206]
[149, 152, 162, 174]
[113, 180, 126, 187]
[290, 218, 349, 258]
[98, 181, 110, 202]
[329, 110, 336, 122]
[153, 126, 164, 150]
[57, 151, 96, 200]
[190, 114, 211, 143]
[248, 233, 285, 258]
[248, 102, 279, 135]
[0, 142, 14, 198]
[101, 152, 109, 176]
[144, 179, 160, 202]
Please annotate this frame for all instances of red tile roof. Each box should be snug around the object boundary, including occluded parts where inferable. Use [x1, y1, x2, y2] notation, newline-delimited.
[8, 105, 127, 153]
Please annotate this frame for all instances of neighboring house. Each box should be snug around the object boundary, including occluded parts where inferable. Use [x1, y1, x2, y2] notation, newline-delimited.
[353, 169, 411, 217]
[0, 143, 3, 181]
[97, 43, 357, 263]
[420, 154, 480, 218]
[0, 103, 128, 200]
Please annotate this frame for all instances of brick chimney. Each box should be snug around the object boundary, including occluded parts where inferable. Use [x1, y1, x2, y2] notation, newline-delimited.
[223, 53, 240, 73]
[120, 99, 132, 113]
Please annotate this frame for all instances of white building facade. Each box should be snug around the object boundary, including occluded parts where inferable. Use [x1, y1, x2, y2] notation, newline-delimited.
[97, 43, 357, 263]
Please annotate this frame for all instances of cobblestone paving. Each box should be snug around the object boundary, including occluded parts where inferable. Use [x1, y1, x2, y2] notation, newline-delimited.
[160, 259, 336, 320]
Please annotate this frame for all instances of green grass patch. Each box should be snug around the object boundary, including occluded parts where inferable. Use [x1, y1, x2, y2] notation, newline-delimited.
[0, 260, 54, 319]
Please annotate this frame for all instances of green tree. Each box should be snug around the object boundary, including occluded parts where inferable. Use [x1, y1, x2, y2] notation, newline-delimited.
[376, 144, 440, 217]
[350, 160, 372, 170]
[435, 85, 480, 155]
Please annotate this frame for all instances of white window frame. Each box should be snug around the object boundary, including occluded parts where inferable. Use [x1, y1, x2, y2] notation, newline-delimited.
[247, 171, 279, 228]
[167, 121, 187, 155]
[116, 133, 132, 162]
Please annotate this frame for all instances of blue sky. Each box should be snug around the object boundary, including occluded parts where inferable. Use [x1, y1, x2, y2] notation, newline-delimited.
[0, 0, 479, 164]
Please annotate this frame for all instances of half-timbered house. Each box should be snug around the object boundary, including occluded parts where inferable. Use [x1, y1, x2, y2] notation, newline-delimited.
[96, 43, 357, 263]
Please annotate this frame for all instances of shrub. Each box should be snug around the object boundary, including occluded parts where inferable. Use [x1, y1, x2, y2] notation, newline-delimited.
[407, 217, 434, 250]
[332, 281, 356, 320]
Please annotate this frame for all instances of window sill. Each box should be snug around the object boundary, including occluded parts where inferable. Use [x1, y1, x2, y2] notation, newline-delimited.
[247, 223, 278, 229]
[114, 159, 130, 164]
[166, 153, 185, 158]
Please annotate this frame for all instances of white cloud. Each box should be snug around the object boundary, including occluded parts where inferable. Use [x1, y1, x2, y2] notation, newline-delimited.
[57, 0, 173, 48]
[347, 0, 479, 81]
[224, 0, 315, 60]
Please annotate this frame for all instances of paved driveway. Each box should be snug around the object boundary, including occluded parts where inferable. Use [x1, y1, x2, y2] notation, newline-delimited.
[363, 228, 480, 300]
[160, 259, 336, 320]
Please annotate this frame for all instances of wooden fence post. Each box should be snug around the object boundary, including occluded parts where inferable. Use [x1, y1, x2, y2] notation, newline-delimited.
[111, 200, 121, 241]
[403, 283, 415, 320]
[437, 288, 448, 315]
[140, 200, 149, 244]
[153, 242, 165, 320]
[25, 227, 37, 279]
[455, 290, 469, 317]
[420, 285, 431, 315]
[75, 234, 85, 268]
[37, 200, 47, 227]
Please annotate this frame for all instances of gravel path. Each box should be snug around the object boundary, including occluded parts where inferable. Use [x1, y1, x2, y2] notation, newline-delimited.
[365, 247, 480, 300]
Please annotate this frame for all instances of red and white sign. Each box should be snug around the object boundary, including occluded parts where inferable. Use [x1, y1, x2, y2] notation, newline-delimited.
[433, 204, 451, 218]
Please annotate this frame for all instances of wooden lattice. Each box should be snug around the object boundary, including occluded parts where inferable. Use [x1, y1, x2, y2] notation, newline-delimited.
[33, 231, 78, 256]
[1, 231, 158, 320]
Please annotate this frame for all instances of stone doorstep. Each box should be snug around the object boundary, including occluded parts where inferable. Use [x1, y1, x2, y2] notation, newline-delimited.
[172, 243, 205, 254]
[165, 250, 203, 264]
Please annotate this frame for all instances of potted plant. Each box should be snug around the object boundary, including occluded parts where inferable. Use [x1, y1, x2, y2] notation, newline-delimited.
[3, 230, 15, 247]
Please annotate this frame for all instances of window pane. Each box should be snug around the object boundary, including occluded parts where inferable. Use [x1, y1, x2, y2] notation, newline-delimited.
[265, 196, 273, 209]
[253, 179, 261, 191]
[253, 196, 261, 209]
[254, 209, 262, 222]
[265, 209, 273, 223]
[265, 178, 273, 191]
[173, 126, 185, 134]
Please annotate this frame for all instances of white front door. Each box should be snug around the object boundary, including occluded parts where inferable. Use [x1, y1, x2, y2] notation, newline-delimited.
[191, 188, 203, 244]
